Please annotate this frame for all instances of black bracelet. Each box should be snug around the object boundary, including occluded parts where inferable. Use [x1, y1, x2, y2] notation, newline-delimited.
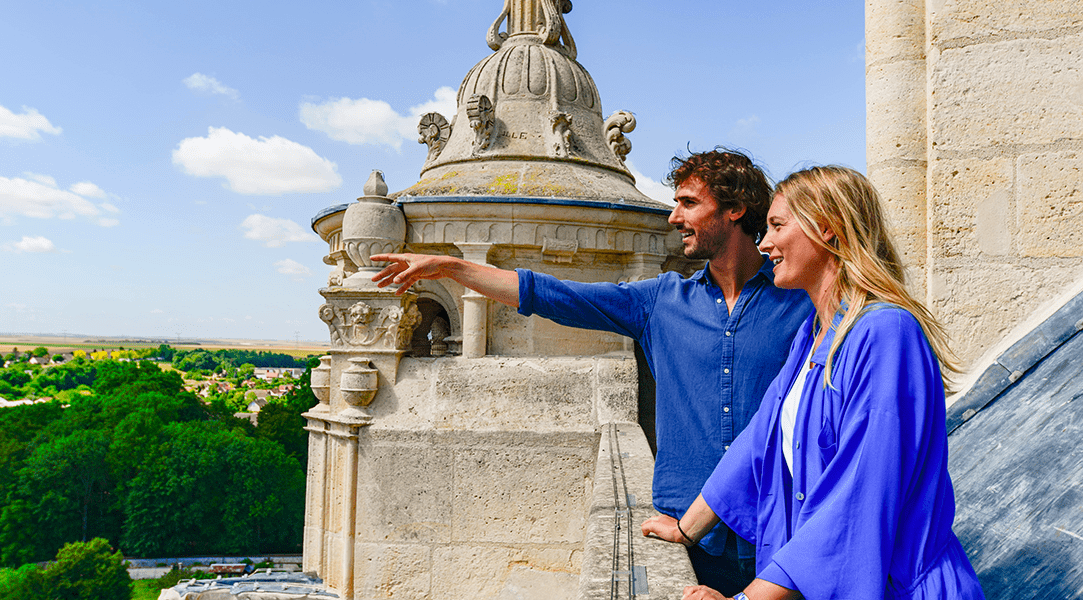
[675, 519, 695, 547]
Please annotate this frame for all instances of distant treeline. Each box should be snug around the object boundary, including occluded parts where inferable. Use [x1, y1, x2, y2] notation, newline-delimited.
[163, 346, 306, 372]
[0, 358, 315, 567]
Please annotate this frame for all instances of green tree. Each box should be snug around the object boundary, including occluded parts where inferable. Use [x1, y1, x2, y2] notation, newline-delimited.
[42, 538, 131, 600]
[0, 562, 46, 600]
[31, 348, 48, 358]
[0, 430, 116, 565]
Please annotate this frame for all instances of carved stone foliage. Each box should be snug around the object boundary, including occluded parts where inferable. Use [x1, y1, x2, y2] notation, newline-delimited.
[467, 94, 495, 153]
[487, 0, 577, 59]
[344, 240, 403, 271]
[418, 112, 451, 164]
[319, 299, 422, 350]
[550, 111, 573, 157]
[604, 111, 635, 163]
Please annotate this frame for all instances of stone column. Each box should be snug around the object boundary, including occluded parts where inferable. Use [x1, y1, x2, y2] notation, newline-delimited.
[456, 243, 494, 358]
[866, 0, 929, 297]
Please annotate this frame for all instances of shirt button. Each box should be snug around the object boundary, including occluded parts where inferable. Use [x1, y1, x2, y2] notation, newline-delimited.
[796, 492, 805, 501]
[723, 406, 730, 413]
[724, 445, 730, 451]
[724, 368, 730, 374]
[716, 298, 722, 304]
[725, 331, 731, 336]
[795, 441, 801, 449]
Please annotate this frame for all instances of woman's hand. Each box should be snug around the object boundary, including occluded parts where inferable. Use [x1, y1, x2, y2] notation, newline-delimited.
[681, 585, 728, 600]
[641, 514, 689, 545]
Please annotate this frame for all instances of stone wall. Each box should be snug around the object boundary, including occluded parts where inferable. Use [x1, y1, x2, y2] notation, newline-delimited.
[302, 355, 644, 600]
[867, 0, 1083, 372]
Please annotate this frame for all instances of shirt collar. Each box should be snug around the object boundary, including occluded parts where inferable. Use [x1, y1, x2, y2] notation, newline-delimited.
[692, 255, 774, 287]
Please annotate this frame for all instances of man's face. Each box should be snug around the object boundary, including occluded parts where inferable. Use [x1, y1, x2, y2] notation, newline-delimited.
[668, 178, 741, 261]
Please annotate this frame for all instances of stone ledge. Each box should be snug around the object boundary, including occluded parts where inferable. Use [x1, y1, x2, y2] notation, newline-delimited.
[577, 422, 693, 600]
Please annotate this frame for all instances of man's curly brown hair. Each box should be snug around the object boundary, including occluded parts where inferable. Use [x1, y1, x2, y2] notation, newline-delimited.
[665, 148, 773, 240]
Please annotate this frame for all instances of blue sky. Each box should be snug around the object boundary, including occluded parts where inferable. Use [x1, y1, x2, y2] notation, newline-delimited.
[0, 0, 864, 342]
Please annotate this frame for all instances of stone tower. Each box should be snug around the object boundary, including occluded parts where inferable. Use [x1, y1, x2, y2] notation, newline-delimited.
[867, 0, 1083, 379]
[305, 2, 695, 598]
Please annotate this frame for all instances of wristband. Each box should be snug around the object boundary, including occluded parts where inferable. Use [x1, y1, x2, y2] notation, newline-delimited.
[733, 594, 749, 600]
[675, 519, 695, 547]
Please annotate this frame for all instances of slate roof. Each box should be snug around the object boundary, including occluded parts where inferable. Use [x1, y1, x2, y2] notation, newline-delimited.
[948, 292, 1083, 599]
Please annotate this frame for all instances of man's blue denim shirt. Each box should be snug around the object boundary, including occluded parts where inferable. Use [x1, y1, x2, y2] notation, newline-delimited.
[518, 260, 811, 556]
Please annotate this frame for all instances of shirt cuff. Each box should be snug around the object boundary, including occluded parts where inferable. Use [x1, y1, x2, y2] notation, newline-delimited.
[516, 269, 535, 316]
[758, 561, 799, 593]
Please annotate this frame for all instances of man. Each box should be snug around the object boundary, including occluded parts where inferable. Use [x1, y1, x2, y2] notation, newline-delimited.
[371, 149, 812, 595]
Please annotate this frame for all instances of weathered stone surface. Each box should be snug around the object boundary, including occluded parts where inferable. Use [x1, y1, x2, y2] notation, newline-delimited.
[867, 163, 928, 269]
[352, 543, 431, 600]
[432, 358, 597, 430]
[354, 436, 453, 544]
[929, 33, 1083, 150]
[866, 60, 927, 166]
[928, 157, 1015, 259]
[931, 0, 1083, 42]
[930, 261, 1082, 364]
[431, 546, 580, 600]
[866, 0, 925, 66]
[1017, 151, 1083, 258]
[451, 443, 594, 543]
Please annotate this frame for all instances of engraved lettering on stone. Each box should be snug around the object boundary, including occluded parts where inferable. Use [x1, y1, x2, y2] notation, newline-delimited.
[467, 94, 495, 153]
[550, 111, 573, 157]
[418, 112, 451, 164]
[604, 111, 636, 163]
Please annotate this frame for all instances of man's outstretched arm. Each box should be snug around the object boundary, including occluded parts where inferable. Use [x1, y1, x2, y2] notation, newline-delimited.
[370, 253, 520, 308]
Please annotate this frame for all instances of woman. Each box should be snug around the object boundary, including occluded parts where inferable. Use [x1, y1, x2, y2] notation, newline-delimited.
[642, 166, 984, 600]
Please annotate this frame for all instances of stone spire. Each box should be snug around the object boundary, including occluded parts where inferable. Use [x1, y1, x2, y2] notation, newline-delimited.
[398, 0, 663, 209]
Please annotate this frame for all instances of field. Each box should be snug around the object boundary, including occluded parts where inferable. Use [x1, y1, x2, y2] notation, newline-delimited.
[0, 334, 330, 359]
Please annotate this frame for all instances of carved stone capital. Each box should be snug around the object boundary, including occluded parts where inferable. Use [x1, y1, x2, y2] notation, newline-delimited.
[319, 293, 422, 352]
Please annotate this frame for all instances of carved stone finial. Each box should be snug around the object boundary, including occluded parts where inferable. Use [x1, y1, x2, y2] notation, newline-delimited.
[550, 111, 573, 157]
[467, 94, 495, 153]
[417, 112, 451, 164]
[363, 170, 388, 197]
[487, 0, 576, 59]
[604, 111, 636, 163]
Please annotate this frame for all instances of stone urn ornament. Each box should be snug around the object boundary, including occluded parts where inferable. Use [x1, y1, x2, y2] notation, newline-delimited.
[342, 170, 406, 287]
[339, 357, 379, 421]
[309, 355, 332, 413]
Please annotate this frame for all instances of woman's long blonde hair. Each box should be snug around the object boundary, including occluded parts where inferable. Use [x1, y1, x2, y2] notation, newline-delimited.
[775, 166, 959, 389]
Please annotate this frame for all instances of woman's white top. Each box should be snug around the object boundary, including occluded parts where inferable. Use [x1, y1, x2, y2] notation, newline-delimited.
[781, 343, 816, 476]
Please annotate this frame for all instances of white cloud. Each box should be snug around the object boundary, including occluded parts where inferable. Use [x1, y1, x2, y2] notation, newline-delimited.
[0, 105, 62, 141]
[275, 258, 312, 277]
[3, 236, 57, 253]
[150, 309, 164, 314]
[240, 214, 319, 247]
[183, 73, 240, 100]
[300, 86, 457, 150]
[0, 175, 119, 226]
[172, 127, 342, 195]
[627, 161, 674, 206]
[70, 181, 107, 198]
